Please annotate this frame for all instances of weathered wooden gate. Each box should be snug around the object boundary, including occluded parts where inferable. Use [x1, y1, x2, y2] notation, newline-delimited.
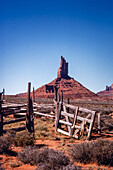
[55, 101, 96, 140]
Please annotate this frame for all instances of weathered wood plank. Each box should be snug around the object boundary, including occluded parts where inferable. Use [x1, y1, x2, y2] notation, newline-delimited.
[87, 111, 96, 140]
[59, 120, 72, 126]
[77, 116, 91, 123]
[79, 107, 95, 114]
[4, 126, 25, 132]
[63, 105, 71, 134]
[63, 103, 95, 114]
[61, 111, 74, 118]
[34, 112, 55, 118]
[3, 110, 26, 116]
[63, 103, 76, 110]
[70, 107, 79, 136]
[98, 112, 101, 133]
[2, 104, 27, 109]
[3, 117, 26, 125]
[57, 128, 70, 136]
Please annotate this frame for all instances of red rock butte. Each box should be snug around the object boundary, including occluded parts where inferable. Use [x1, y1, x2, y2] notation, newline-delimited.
[97, 84, 113, 96]
[31, 56, 96, 100]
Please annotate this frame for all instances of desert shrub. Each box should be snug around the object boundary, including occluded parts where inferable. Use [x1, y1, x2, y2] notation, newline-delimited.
[36, 164, 82, 170]
[18, 146, 70, 169]
[9, 161, 20, 167]
[0, 135, 10, 153]
[59, 165, 82, 170]
[8, 130, 34, 147]
[70, 139, 113, 166]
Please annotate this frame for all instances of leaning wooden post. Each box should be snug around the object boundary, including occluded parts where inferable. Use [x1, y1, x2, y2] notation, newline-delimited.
[87, 111, 96, 140]
[0, 93, 3, 136]
[26, 82, 34, 133]
[33, 87, 35, 102]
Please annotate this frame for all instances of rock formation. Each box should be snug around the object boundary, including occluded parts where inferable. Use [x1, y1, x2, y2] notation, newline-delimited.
[57, 56, 70, 79]
[30, 56, 96, 100]
[17, 56, 97, 100]
[97, 83, 113, 96]
[106, 84, 113, 91]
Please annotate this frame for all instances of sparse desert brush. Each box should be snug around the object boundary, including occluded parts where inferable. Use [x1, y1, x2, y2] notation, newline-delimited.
[69, 139, 113, 166]
[8, 130, 34, 147]
[59, 165, 82, 170]
[34, 119, 47, 131]
[34, 118, 54, 140]
[9, 161, 20, 168]
[18, 146, 70, 169]
[18, 146, 39, 165]
[0, 135, 10, 153]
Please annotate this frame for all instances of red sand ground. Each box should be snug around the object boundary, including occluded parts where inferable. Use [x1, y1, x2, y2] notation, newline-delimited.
[1, 131, 113, 170]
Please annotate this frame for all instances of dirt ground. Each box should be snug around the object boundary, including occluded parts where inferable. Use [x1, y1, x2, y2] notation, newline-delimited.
[1, 97, 113, 170]
[0, 128, 113, 170]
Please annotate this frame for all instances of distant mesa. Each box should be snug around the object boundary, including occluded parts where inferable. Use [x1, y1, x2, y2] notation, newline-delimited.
[26, 56, 96, 100]
[97, 84, 113, 96]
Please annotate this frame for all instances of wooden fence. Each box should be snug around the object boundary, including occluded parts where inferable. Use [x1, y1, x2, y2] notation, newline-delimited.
[0, 84, 102, 140]
[54, 87, 102, 140]
[0, 82, 34, 136]
[55, 101, 96, 140]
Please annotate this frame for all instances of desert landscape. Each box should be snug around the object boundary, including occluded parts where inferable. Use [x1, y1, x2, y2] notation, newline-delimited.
[0, 57, 113, 170]
[1, 1, 113, 170]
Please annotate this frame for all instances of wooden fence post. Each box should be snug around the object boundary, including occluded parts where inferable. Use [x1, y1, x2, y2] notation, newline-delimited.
[55, 102, 62, 131]
[3, 89, 5, 101]
[0, 93, 3, 136]
[67, 98, 70, 113]
[54, 86, 59, 102]
[98, 112, 101, 133]
[61, 90, 63, 103]
[61, 90, 63, 111]
[33, 87, 35, 102]
[26, 82, 34, 133]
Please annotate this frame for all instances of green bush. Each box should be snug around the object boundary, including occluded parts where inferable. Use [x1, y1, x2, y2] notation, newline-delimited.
[70, 139, 113, 166]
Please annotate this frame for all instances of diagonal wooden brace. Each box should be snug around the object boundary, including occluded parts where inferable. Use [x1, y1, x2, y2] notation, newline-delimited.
[70, 107, 79, 136]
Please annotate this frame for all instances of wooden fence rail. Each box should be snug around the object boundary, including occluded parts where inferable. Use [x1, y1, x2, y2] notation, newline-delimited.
[0, 82, 34, 136]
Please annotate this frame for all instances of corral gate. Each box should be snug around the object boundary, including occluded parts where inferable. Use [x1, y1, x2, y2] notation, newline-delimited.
[55, 101, 96, 140]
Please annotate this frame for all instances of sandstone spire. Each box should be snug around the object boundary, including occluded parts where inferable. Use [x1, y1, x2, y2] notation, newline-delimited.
[57, 56, 69, 79]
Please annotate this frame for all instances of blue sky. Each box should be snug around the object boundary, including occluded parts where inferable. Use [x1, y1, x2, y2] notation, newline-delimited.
[0, 0, 113, 95]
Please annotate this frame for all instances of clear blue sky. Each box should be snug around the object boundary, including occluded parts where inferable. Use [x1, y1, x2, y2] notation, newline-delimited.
[0, 0, 113, 95]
